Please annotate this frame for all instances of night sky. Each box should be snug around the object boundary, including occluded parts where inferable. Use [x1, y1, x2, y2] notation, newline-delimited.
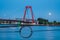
[0, 0, 60, 22]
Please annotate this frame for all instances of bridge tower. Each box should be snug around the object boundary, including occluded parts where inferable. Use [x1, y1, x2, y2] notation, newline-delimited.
[23, 6, 34, 23]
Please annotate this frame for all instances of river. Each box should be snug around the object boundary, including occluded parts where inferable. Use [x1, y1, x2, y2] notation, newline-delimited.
[0, 26, 60, 40]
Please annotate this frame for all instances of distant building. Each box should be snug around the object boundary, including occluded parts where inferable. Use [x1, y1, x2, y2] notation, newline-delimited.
[37, 18, 48, 24]
[0, 19, 19, 24]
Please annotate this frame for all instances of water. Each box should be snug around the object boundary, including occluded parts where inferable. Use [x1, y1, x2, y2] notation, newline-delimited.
[0, 26, 60, 40]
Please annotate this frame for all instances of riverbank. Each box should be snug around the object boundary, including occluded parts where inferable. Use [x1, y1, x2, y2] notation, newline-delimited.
[0, 24, 60, 28]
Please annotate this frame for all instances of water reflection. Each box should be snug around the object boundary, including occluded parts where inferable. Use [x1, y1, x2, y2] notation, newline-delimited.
[0, 26, 60, 40]
[45, 27, 54, 40]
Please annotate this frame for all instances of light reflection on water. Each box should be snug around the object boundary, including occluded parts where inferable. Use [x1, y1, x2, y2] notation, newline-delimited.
[0, 26, 60, 40]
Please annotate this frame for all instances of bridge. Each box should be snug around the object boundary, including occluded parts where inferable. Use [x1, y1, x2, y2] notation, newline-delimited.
[0, 6, 38, 27]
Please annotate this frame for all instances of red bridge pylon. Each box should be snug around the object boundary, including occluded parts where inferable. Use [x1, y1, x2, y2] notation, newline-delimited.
[23, 6, 34, 23]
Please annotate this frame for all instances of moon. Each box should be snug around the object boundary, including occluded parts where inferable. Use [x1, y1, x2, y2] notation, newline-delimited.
[48, 12, 52, 16]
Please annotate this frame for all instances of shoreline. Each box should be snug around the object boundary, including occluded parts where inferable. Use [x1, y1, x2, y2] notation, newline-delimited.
[0, 24, 60, 28]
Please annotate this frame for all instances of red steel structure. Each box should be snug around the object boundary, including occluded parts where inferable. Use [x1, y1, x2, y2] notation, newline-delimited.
[23, 6, 34, 23]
